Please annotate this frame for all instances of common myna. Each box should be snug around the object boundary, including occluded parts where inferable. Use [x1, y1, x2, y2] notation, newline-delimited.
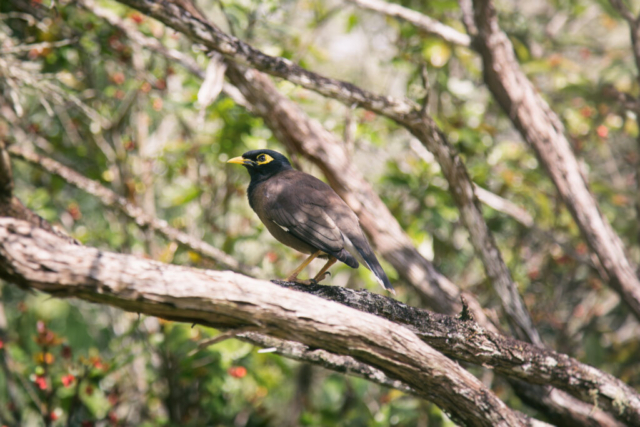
[228, 149, 395, 294]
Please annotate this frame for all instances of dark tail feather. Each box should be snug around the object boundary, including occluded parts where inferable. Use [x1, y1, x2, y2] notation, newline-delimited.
[351, 234, 395, 294]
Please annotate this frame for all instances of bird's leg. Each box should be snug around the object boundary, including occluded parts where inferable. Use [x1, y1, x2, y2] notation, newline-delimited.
[286, 250, 322, 283]
[313, 257, 337, 283]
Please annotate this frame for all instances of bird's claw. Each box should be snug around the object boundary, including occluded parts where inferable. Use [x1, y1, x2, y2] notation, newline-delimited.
[313, 271, 331, 284]
[288, 272, 331, 286]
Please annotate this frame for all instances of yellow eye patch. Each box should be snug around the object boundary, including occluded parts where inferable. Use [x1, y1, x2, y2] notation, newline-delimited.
[256, 154, 274, 165]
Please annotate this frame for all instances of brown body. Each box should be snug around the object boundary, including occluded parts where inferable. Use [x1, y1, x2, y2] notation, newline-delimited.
[249, 169, 362, 269]
[229, 149, 394, 293]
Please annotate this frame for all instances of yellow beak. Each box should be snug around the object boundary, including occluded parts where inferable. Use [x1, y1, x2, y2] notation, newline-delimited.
[227, 156, 251, 165]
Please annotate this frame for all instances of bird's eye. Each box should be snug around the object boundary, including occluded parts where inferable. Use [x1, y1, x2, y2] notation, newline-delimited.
[258, 155, 266, 162]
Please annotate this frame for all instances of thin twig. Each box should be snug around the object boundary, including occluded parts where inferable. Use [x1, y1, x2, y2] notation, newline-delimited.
[189, 326, 257, 355]
[0, 38, 77, 54]
[609, 0, 637, 25]
[346, 0, 471, 47]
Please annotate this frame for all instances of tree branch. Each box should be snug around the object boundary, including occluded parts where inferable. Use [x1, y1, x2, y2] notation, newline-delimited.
[0, 218, 528, 427]
[237, 332, 413, 394]
[7, 146, 258, 276]
[608, 0, 637, 26]
[468, 0, 640, 322]
[235, 333, 552, 427]
[110, 0, 540, 345]
[275, 281, 640, 426]
[345, 0, 471, 47]
[60, 0, 492, 329]
[472, 185, 533, 227]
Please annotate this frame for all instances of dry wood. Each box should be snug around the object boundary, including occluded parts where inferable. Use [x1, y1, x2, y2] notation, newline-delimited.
[0, 218, 526, 427]
[468, 0, 640, 321]
[277, 282, 640, 426]
[8, 146, 257, 276]
[111, 0, 542, 346]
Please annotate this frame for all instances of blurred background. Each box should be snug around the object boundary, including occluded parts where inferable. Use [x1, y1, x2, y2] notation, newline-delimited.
[1, 0, 639, 425]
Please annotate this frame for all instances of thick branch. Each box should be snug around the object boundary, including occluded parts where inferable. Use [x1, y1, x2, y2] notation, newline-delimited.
[0, 218, 526, 427]
[7, 146, 258, 277]
[224, 64, 487, 321]
[470, 0, 640, 321]
[72, 0, 491, 328]
[112, 0, 540, 344]
[275, 281, 640, 426]
[235, 333, 549, 427]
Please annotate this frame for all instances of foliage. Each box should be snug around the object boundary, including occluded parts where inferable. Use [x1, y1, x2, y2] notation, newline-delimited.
[0, 0, 639, 425]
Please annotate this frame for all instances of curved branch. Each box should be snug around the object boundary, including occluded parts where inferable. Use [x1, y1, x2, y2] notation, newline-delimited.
[111, 0, 541, 346]
[278, 282, 640, 426]
[345, 0, 471, 46]
[469, 0, 640, 322]
[236, 333, 554, 427]
[0, 218, 526, 427]
[7, 146, 258, 277]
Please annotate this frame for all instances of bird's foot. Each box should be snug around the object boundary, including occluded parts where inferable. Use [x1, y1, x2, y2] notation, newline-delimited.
[286, 272, 331, 285]
[312, 271, 331, 284]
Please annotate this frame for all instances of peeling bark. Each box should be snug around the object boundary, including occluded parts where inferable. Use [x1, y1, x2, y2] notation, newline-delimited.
[112, 0, 542, 347]
[0, 218, 527, 427]
[8, 146, 257, 276]
[274, 281, 640, 427]
[469, 0, 640, 320]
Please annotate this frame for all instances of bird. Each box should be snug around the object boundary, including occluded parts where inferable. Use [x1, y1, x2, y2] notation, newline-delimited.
[228, 149, 395, 294]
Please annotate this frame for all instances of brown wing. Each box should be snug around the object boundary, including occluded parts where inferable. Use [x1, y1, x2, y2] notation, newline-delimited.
[265, 172, 359, 268]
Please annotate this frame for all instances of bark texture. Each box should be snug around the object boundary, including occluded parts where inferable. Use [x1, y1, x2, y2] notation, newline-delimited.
[0, 218, 527, 427]
[275, 282, 640, 426]
[8, 146, 257, 276]
[469, 0, 640, 320]
[113, 0, 542, 346]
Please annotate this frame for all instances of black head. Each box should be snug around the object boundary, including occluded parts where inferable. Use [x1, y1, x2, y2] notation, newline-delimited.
[227, 149, 293, 182]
